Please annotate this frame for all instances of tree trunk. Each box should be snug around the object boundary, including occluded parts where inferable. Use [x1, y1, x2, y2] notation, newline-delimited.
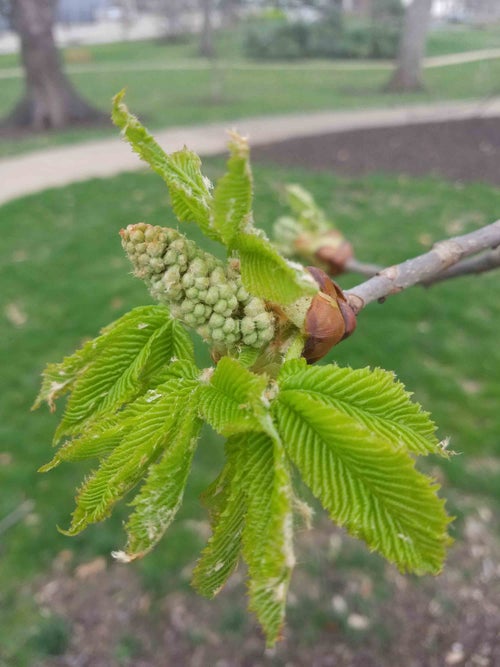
[199, 0, 215, 59]
[386, 0, 433, 92]
[4, 0, 104, 131]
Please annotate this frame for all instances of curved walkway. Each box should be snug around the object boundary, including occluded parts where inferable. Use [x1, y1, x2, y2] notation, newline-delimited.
[1, 97, 500, 206]
[1, 48, 500, 80]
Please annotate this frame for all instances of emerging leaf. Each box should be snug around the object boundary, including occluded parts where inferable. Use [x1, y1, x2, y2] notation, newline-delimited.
[112, 90, 219, 242]
[210, 131, 253, 246]
[120, 397, 202, 560]
[198, 357, 268, 436]
[241, 432, 295, 646]
[278, 359, 443, 456]
[62, 371, 199, 536]
[233, 232, 317, 304]
[192, 437, 247, 597]
[274, 390, 451, 574]
[51, 306, 192, 442]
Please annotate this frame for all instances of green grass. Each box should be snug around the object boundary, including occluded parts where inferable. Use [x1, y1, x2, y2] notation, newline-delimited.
[427, 24, 500, 56]
[1, 164, 499, 664]
[0, 26, 499, 157]
[0, 22, 498, 71]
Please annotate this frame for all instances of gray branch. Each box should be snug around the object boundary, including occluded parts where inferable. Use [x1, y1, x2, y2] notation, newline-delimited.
[345, 220, 500, 313]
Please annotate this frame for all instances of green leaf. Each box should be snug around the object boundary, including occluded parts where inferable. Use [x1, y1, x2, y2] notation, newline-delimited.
[39, 416, 124, 472]
[233, 232, 317, 304]
[241, 432, 294, 646]
[63, 374, 199, 536]
[112, 91, 219, 242]
[53, 306, 192, 442]
[118, 400, 202, 561]
[278, 359, 443, 456]
[274, 390, 451, 574]
[198, 357, 268, 436]
[210, 132, 253, 246]
[33, 337, 102, 412]
[192, 437, 247, 597]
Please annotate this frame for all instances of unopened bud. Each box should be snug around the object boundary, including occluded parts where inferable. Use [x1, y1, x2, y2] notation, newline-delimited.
[302, 266, 357, 364]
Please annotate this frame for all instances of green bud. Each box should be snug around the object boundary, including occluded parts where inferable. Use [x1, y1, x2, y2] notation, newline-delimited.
[213, 299, 228, 314]
[211, 328, 225, 342]
[241, 317, 255, 335]
[209, 313, 225, 328]
[243, 332, 258, 346]
[205, 286, 219, 305]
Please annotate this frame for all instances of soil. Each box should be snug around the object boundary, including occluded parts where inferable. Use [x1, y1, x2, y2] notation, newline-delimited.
[251, 117, 500, 186]
[35, 508, 500, 667]
[32, 118, 500, 667]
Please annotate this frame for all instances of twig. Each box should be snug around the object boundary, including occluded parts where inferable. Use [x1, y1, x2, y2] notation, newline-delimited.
[345, 247, 500, 285]
[345, 220, 500, 313]
[344, 257, 380, 277]
[423, 246, 500, 286]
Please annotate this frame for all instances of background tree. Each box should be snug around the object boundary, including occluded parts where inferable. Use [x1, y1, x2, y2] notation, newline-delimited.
[386, 0, 433, 91]
[2, 0, 104, 131]
[199, 0, 215, 58]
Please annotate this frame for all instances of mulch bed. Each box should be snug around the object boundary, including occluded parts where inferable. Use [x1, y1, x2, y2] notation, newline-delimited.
[251, 117, 500, 186]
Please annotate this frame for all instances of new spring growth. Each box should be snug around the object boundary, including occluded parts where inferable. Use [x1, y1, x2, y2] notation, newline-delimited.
[121, 223, 356, 364]
[274, 184, 353, 276]
[120, 223, 275, 353]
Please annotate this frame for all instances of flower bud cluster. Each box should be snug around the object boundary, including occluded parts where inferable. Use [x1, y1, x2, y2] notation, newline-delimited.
[120, 223, 275, 350]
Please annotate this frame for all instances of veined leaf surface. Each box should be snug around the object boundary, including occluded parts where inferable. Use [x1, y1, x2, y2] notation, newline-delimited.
[63, 374, 199, 536]
[278, 359, 442, 456]
[53, 306, 192, 442]
[274, 390, 451, 574]
[233, 232, 317, 304]
[241, 432, 295, 646]
[198, 357, 268, 436]
[211, 132, 253, 246]
[112, 91, 219, 242]
[192, 437, 247, 597]
[120, 397, 202, 560]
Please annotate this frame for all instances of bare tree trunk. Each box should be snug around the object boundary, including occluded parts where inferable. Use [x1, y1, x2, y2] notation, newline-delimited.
[199, 0, 215, 59]
[386, 0, 433, 92]
[3, 0, 104, 131]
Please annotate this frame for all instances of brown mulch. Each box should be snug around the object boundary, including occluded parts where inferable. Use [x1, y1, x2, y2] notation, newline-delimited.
[251, 117, 500, 186]
[35, 509, 500, 667]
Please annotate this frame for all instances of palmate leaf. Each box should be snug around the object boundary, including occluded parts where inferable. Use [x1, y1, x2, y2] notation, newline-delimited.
[210, 132, 253, 246]
[192, 437, 247, 597]
[278, 359, 444, 456]
[51, 306, 193, 442]
[233, 232, 317, 304]
[274, 390, 451, 574]
[112, 90, 220, 242]
[198, 357, 268, 436]
[241, 431, 295, 647]
[62, 371, 200, 536]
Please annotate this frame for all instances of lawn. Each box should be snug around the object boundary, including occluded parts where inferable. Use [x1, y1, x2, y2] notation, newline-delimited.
[1, 159, 499, 664]
[0, 57, 499, 158]
[0, 22, 498, 70]
[0, 24, 499, 157]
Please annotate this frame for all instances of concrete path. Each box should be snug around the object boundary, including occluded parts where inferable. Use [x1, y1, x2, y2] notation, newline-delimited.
[1, 97, 500, 207]
[1, 48, 500, 80]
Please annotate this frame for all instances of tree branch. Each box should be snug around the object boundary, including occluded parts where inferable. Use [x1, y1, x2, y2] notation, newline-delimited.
[345, 220, 500, 313]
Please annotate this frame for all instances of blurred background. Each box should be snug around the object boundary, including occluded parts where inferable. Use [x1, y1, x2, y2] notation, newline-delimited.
[1, 1, 499, 666]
